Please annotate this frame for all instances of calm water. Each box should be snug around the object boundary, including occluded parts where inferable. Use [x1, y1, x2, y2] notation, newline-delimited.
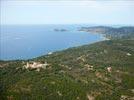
[0, 25, 104, 60]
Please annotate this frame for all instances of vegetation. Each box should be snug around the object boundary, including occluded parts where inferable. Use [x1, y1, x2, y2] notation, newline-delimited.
[79, 26, 134, 39]
[0, 39, 134, 100]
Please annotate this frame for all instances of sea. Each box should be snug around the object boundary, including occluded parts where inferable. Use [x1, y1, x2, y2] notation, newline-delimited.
[0, 24, 105, 60]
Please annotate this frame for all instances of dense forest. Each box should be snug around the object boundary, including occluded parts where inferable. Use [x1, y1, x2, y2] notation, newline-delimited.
[0, 26, 134, 100]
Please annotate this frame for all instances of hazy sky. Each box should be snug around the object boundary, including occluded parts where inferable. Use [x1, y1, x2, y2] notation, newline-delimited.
[1, 0, 134, 25]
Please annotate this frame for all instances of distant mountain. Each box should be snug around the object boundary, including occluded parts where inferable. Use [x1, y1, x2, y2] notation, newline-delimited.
[0, 39, 134, 100]
[79, 26, 134, 39]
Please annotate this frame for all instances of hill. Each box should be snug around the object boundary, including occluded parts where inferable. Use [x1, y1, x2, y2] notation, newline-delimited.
[0, 39, 134, 100]
[79, 26, 134, 39]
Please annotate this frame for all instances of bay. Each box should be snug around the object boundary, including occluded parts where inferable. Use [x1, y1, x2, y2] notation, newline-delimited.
[0, 25, 104, 60]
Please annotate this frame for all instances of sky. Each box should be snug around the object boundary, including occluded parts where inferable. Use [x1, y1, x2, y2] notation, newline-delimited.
[0, 0, 134, 25]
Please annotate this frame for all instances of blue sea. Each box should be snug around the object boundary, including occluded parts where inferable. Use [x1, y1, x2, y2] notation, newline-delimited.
[0, 25, 105, 60]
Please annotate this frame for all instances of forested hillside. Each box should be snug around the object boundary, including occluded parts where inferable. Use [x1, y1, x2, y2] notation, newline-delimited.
[0, 39, 134, 100]
[79, 26, 134, 39]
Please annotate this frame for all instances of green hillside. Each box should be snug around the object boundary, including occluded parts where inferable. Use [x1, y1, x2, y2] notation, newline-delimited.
[79, 26, 134, 39]
[0, 39, 134, 100]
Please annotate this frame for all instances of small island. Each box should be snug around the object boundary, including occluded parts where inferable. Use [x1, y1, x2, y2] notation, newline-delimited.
[54, 29, 68, 32]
